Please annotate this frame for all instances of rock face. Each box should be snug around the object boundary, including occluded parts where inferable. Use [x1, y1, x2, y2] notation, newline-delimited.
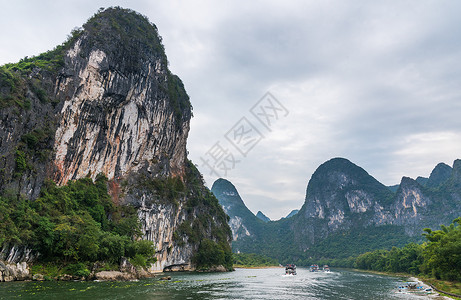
[0, 244, 36, 281]
[292, 158, 395, 247]
[52, 16, 190, 186]
[137, 201, 193, 272]
[0, 261, 30, 282]
[0, 7, 230, 273]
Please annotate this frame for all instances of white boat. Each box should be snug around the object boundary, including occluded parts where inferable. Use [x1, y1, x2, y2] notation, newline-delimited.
[285, 264, 297, 275]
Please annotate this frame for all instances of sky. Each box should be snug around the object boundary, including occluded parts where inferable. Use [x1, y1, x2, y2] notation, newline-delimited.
[1, 1, 461, 219]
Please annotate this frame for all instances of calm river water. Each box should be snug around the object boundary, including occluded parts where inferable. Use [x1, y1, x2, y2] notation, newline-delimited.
[0, 268, 446, 300]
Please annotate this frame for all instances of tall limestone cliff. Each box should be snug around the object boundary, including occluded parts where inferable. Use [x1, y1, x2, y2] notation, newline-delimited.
[0, 7, 231, 272]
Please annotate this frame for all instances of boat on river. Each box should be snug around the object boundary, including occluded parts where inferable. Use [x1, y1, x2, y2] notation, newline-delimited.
[309, 264, 319, 272]
[397, 282, 433, 295]
[285, 264, 297, 275]
[323, 265, 331, 272]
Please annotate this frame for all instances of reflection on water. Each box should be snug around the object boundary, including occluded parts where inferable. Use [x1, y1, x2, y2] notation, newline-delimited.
[0, 268, 446, 300]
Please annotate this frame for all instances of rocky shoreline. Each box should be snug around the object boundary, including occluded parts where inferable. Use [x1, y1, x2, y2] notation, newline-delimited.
[0, 258, 156, 282]
[1, 256, 231, 282]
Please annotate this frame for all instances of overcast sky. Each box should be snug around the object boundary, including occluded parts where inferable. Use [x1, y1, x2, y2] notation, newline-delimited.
[2, 1, 461, 219]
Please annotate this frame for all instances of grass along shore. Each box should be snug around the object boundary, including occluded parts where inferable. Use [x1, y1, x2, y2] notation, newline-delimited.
[233, 265, 282, 269]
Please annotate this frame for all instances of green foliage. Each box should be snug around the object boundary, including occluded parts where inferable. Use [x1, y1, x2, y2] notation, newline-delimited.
[336, 218, 461, 283]
[30, 80, 48, 103]
[0, 22, 81, 110]
[130, 254, 148, 268]
[15, 150, 28, 173]
[21, 128, 52, 150]
[308, 225, 418, 260]
[193, 239, 232, 271]
[0, 176, 155, 268]
[64, 263, 91, 278]
[0, 66, 24, 109]
[166, 73, 192, 128]
[137, 175, 185, 206]
[83, 7, 166, 73]
[173, 161, 232, 270]
[0, 196, 38, 246]
[353, 243, 424, 274]
[421, 218, 461, 281]
[233, 253, 278, 267]
[30, 263, 62, 279]
[3, 27, 82, 76]
[98, 232, 130, 263]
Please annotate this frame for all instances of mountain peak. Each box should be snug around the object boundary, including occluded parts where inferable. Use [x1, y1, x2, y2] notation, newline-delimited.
[399, 176, 419, 188]
[211, 179, 261, 243]
[211, 178, 246, 212]
[256, 211, 271, 222]
[452, 159, 461, 181]
[310, 157, 368, 179]
[211, 178, 239, 195]
[305, 157, 391, 204]
[79, 7, 167, 74]
[427, 162, 452, 188]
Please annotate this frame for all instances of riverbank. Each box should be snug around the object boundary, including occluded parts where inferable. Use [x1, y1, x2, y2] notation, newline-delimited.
[418, 277, 461, 299]
[350, 268, 458, 299]
[233, 265, 282, 269]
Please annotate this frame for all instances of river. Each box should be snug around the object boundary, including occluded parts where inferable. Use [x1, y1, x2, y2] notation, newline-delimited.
[0, 268, 447, 299]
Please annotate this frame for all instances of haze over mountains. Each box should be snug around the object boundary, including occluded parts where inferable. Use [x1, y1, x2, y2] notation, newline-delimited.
[212, 157, 461, 263]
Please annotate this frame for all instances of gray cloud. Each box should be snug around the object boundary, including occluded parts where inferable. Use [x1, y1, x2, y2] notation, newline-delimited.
[1, 1, 461, 219]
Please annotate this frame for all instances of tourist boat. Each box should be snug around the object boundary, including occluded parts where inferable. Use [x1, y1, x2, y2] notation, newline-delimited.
[285, 264, 297, 275]
[397, 282, 431, 294]
[323, 265, 331, 272]
[309, 264, 319, 272]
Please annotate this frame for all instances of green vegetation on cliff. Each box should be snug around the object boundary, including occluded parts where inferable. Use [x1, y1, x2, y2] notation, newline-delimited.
[0, 175, 155, 269]
[178, 161, 233, 271]
[0, 25, 81, 109]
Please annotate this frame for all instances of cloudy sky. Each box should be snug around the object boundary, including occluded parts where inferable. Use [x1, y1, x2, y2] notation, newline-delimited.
[2, 1, 461, 219]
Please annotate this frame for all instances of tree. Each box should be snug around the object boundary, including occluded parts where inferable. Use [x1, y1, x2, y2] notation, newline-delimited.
[422, 218, 461, 281]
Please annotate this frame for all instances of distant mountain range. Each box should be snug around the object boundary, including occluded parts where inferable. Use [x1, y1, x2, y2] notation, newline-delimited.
[212, 157, 461, 264]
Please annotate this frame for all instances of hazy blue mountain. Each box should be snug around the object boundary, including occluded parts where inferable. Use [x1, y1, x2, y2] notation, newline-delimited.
[256, 211, 271, 222]
[285, 210, 299, 218]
